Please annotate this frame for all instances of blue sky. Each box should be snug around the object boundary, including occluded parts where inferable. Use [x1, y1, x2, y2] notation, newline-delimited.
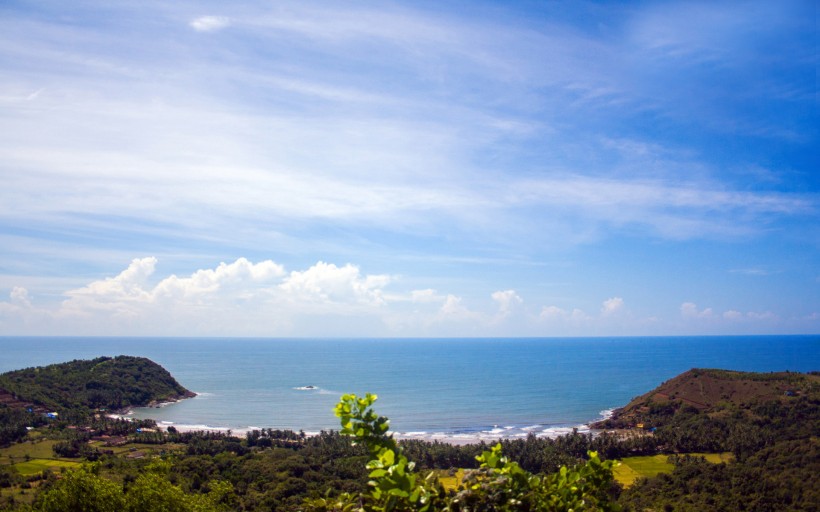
[0, 0, 817, 337]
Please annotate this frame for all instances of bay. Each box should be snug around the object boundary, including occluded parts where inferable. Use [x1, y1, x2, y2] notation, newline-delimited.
[0, 336, 817, 443]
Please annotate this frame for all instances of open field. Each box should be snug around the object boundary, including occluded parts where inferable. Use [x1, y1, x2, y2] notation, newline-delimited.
[1, 439, 83, 477]
[87, 440, 186, 456]
[614, 453, 733, 487]
[0, 440, 60, 465]
[12, 458, 81, 476]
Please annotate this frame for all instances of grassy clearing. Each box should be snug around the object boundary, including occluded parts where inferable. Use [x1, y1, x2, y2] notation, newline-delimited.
[1, 440, 83, 477]
[614, 455, 672, 487]
[0, 440, 59, 465]
[13, 458, 81, 476]
[700, 452, 733, 464]
[88, 441, 186, 457]
[614, 453, 733, 487]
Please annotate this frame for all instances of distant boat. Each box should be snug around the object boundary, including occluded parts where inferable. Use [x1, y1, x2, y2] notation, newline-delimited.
[295, 385, 317, 390]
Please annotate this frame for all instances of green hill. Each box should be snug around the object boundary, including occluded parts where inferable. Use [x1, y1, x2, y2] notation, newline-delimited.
[595, 368, 820, 430]
[0, 356, 195, 413]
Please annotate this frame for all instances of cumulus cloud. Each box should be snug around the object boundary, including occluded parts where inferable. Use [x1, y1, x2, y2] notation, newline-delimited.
[5, 257, 541, 335]
[0, 286, 53, 329]
[0, 254, 807, 336]
[539, 305, 566, 320]
[36, 257, 399, 334]
[154, 258, 284, 299]
[723, 310, 743, 320]
[685, 303, 780, 327]
[680, 302, 715, 319]
[440, 295, 465, 315]
[190, 16, 231, 32]
[438, 294, 481, 322]
[492, 289, 523, 313]
[601, 297, 624, 316]
[62, 258, 393, 316]
[61, 257, 158, 318]
[279, 262, 390, 306]
[10, 286, 31, 308]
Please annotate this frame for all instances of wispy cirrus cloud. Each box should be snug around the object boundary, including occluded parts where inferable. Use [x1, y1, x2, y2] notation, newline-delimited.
[0, 1, 816, 336]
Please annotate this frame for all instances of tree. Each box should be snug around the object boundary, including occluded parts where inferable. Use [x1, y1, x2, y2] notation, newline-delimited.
[37, 466, 126, 512]
[304, 393, 620, 511]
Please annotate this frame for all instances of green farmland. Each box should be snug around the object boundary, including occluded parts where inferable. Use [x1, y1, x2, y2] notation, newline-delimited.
[614, 453, 733, 487]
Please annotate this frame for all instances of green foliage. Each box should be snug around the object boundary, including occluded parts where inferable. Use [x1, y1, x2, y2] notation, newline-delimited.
[452, 444, 619, 511]
[312, 393, 620, 512]
[334, 393, 446, 511]
[0, 356, 193, 415]
[0, 409, 48, 448]
[33, 463, 232, 512]
[620, 439, 820, 511]
[36, 466, 125, 512]
[302, 489, 362, 512]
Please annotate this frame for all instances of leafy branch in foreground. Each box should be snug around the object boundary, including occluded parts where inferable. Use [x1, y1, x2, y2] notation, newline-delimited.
[304, 393, 620, 512]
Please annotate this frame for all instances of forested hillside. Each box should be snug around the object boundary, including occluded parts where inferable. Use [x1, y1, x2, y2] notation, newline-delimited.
[596, 368, 820, 510]
[0, 356, 194, 414]
[594, 368, 820, 456]
[598, 368, 819, 428]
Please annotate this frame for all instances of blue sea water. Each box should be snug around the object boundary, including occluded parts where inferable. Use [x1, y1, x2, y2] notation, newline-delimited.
[0, 336, 817, 442]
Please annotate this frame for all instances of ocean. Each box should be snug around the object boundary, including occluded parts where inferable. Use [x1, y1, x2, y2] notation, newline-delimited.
[1, 336, 817, 443]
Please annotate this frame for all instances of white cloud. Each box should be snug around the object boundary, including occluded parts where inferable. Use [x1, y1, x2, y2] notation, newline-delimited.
[509, 176, 811, 240]
[680, 302, 715, 319]
[723, 310, 743, 320]
[746, 311, 778, 321]
[537, 297, 637, 334]
[411, 289, 445, 303]
[601, 297, 624, 316]
[440, 295, 465, 315]
[33, 258, 395, 334]
[279, 262, 390, 306]
[154, 258, 284, 299]
[539, 305, 566, 320]
[0, 285, 52, 329]
[685, 303, 780, 327]
[10, 286, 31, 308]
[2, 258, 522, 335]
[190, 16, 231, 32]
[492, 289, 523, 313]
[438, 294, 480, 322]
[60, 257, 157, 318]
[535, 304, 597, 336]
[0, 255, 809, 336]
